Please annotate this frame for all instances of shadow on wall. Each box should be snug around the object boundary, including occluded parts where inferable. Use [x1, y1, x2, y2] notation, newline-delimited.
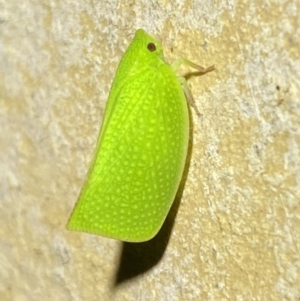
[113, 191, 181, 285]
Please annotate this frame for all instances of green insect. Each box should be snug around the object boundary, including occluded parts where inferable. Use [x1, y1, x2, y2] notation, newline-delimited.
[67, 29, 214, 242]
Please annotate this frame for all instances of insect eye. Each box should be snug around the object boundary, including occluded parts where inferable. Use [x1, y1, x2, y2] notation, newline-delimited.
[147, 42, 156, 52]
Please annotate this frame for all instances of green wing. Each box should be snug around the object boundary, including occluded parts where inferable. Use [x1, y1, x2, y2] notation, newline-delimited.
[67, 30, 189, 242]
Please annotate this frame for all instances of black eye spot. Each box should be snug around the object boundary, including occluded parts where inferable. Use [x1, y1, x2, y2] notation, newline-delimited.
[147, 42, 156, 52]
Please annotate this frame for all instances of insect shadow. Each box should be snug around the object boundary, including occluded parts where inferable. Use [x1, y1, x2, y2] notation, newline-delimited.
[113, 104, 195, 286]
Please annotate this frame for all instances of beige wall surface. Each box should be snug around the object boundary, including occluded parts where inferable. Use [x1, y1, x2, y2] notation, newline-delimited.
[1, 0, 299, 300]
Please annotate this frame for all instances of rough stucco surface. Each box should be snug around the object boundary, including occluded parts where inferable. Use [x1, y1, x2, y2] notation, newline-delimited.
[1, 0, 299, 300]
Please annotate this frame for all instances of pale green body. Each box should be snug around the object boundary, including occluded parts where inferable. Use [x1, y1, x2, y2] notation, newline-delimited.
[67, 29, 189, 242]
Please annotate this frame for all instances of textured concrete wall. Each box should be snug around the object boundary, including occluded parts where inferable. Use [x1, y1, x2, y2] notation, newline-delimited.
[1, 0, 299, 300]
